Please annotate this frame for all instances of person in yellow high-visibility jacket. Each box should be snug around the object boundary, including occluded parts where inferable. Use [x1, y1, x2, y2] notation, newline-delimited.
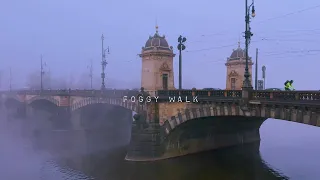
[288, 80, 295, 91]
[284, 80, 295, 91]
[284, 80, 290, 91]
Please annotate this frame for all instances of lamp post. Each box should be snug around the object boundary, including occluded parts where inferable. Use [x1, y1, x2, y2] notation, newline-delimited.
[242, 0, 256, 89]
[101, 34, 109, 90]
[262, 65, 266, 89]
[40, 55, 46, 91]
[177, 35, 186, 90]
[87, 59, 93, 89]
[9, 67, 12, 91]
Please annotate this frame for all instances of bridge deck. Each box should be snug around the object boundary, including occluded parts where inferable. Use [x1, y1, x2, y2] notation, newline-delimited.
[2, 89, 320, 105]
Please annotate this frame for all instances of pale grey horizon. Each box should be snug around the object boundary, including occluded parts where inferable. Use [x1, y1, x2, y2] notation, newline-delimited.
[1, 0, 320, 90]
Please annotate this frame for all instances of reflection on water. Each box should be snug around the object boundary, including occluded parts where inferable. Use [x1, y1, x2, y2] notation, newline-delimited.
[33, 144, 289, 180]
[1, 117, 320, 180]
[106, 144, 288, 180]
[40, 160, 94, 180]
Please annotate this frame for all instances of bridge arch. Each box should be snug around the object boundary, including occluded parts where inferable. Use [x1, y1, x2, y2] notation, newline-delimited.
[70, 97, 142, 147]
[71, 97, 144, 114]
[27, 96, 59, 106]
[162, 103, 320, 136]
[4, 97, 22, 108]
[5, 96, 21, 103]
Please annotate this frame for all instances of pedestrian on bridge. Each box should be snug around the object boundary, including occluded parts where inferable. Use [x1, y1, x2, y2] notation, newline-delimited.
[284, 80, 295, 91]
[284, 80, 290, 91]
[289, 80, 295, 91]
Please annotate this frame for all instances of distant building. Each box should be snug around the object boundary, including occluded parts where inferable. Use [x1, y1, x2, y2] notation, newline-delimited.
[225, 42, 253, 90]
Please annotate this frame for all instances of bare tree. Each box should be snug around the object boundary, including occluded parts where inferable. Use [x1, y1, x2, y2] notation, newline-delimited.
[26, 72, 40, 89]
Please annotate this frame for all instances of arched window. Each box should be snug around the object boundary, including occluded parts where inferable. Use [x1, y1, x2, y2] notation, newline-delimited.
[162, 74, 168, 90]
[231, 78, 236, 90]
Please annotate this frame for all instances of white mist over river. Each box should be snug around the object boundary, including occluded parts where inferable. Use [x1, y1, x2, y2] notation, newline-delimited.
[0, 115, 93, 180]
[0, 112, 320, 180]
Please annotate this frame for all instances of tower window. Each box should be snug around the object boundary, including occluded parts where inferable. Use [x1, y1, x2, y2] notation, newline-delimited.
[231, 78, 236, 90]
[162, 74, 168, 90]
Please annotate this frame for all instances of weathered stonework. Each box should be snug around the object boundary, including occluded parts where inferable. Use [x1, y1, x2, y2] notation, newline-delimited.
[158, 102, 190, 125]
[139, 28, 176, 92]
[225, 43, 253, 90]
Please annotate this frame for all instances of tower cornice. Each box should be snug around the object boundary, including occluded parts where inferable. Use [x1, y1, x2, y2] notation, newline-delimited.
[139, 51, 175, 58]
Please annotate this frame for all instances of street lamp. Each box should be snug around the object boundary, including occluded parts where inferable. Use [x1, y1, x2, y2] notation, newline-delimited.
[40, 54, 46, 91]
[87, 59, 93, 89]
[101, 34, 109, 90]
[262, 65, 266, 89]
[242, 0, 256, 89]
[9, 67, 12, 91]
[177, 35, 186, 90]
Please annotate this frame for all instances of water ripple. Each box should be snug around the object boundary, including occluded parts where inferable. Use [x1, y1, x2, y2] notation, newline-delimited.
[40, 160, 94, 180]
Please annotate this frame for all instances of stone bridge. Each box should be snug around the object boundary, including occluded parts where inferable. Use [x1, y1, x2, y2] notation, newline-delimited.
[1, 88, 320, 161]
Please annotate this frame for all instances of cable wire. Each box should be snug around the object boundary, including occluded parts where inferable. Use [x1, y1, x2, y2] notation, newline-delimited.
[182, 4, 320, 41]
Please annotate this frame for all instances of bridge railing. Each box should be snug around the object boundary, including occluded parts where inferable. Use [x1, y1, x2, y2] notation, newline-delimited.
[252, 91, 320, 102]
[11, 89, 320, 103]
[157, 89, 242, 99]
[15, 89, 141, 98]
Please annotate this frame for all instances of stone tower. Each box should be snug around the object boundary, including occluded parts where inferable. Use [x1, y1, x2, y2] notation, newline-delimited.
[139, 26, 176, 92]
[225, 42, 253, 90]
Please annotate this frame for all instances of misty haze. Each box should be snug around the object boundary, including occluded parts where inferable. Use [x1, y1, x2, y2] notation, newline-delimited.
[1, 0, 320, 180]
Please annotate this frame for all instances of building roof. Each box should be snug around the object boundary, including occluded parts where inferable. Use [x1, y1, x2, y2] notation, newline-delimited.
[143, 26, 172, 51]
[228, 42, 251, 61]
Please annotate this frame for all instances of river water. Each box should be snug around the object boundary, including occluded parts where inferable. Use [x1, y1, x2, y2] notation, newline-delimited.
[0, 118, 320, 180]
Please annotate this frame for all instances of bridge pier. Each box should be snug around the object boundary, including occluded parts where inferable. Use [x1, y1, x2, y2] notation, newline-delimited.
[126, 121, 162, 160]
[49, 107, 72, 129]
[126, 114, 266, 161]
[38, 107, 88, 158]
[126, 103, 162, 160]
[4, 102, 27, 119]
[157, 117, 265, 160]
[69, 110, 88, 155]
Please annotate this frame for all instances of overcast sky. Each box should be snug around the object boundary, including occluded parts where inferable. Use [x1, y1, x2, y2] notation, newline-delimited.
[1, 0, 320, 90]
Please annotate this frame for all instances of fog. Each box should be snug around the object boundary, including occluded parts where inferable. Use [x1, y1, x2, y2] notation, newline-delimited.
[0, 111, 49, 179]
[0, 107, 111, 179]
[25, 71, 96, 89]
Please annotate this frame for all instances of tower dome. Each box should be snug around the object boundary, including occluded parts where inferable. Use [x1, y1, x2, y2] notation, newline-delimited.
[227, 42, 251, 61]
[143, 26, 172, 51]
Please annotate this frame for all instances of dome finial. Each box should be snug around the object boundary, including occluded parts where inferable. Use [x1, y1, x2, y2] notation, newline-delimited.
[155, 17, 159, 34]
[237, 34, 241, 48]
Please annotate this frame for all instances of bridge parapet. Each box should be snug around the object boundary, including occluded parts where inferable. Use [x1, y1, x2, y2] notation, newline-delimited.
[252, 91, 320, 102]
[157, 90, 242, 99]
[14, 89, 140, 98]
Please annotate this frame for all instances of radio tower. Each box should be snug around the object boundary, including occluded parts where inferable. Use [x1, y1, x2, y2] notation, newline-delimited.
[101, 34, 109, 90]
